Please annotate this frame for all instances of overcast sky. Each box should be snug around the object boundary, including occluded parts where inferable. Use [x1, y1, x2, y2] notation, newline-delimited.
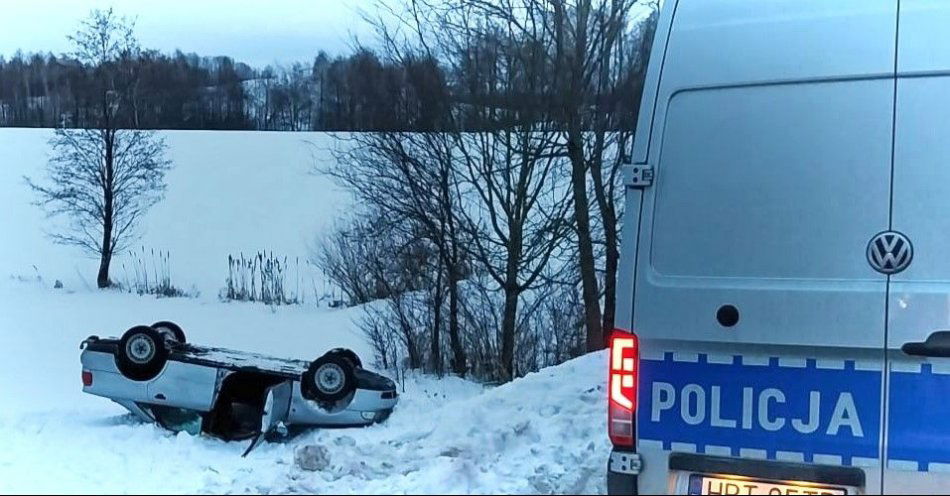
[0, 0, 372, 67]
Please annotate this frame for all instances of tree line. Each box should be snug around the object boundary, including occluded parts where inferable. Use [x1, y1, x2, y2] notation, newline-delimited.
[0, 7, 650, 133]
[2, 43, 485, 132]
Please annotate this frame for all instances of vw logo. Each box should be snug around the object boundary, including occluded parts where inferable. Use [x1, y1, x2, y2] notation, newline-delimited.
[867, 231, 913, 275]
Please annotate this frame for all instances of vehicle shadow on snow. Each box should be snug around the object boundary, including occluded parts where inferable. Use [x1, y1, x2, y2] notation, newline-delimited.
[85, 412, 152, 428]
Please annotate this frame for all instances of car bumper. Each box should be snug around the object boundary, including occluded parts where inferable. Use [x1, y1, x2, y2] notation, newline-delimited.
[288, 381, 398, 426]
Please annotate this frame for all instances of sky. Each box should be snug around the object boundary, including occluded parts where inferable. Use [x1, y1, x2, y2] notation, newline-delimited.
[0, 0, 373, 68]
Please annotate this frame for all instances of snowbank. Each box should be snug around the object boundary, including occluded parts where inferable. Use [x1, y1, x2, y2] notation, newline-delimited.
[301, 350, 612, 495]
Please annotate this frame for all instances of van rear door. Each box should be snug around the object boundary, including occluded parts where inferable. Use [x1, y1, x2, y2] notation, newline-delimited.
[629, 1, 897, 493]
[885, 2, 950, 491]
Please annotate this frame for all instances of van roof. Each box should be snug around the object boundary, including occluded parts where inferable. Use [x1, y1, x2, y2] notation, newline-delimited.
[665, 0, 896, 88]
[633, 0, 897, 164]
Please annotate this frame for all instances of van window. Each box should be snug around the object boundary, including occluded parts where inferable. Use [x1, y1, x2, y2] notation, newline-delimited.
[651, 81, 892, 280]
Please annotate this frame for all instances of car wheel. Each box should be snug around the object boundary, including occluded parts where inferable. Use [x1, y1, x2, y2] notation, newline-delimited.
[116, 326, 169, 381]
[327, 348, 362, 369]
[302, 354, 356, 403]
[151, 320, 186, 344]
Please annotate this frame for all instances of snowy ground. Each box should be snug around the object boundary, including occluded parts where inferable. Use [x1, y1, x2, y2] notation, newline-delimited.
[0, 129, 610, 494]
[0, 280, 609, 494]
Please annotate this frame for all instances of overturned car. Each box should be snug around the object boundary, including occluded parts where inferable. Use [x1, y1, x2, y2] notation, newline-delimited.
[80, 322, 397, 446]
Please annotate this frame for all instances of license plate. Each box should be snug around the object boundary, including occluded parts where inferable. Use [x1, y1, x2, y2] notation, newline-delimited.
[688, 474, 848, 495]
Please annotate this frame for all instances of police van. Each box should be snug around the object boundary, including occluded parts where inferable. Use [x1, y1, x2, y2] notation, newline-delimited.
[608, 0, 950, 494]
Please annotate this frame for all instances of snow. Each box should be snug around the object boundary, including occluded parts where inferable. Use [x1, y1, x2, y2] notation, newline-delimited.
[0, 280, 609, 494]
[0, 128, 610, 494]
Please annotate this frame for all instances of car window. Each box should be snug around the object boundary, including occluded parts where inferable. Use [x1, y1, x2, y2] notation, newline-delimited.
[148, 405, 203, 436]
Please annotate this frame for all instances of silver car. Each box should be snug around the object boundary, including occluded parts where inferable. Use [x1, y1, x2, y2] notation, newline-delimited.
[80, 322, 397, 448]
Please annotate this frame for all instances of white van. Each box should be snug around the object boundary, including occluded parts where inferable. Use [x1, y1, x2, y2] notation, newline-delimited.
[607, 0, 950, 494]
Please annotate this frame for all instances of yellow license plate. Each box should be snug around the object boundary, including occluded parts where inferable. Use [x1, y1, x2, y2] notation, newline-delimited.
[689, 474, 848, 495]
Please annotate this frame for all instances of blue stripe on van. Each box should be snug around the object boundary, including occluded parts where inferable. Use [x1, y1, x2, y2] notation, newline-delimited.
[888, 364, 950, 471]
[638, 353, 882, 466]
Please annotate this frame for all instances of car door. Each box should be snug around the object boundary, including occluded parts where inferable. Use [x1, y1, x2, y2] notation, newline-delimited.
[146, 360, 218, 411]
[242, 381, 293, 455]
[884, 2, 950, 491]
[630, 2, 897, 493]
[261, 380, 293, 433]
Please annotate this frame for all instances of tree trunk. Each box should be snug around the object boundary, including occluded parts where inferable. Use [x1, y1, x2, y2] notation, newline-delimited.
[499, 221, 523, 382]
[446, 244, 467, 376]
[602, 229, 618, 339]
[96, 246, 112, 288]
[499, 284, 519, 382]
[405, 335, 421, 369]
[589, 131, 620, 342]
[567, 127, 604, 352]
[430, 266, 444, 375]
[98, 129, 115, 289]
[447, 268, 466, 376]
[400, 308, 421, 370]
[554, 0, 603, 352]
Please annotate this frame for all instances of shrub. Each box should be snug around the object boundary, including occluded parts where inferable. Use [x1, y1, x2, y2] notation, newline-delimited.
[121, 247, 195, 298]
[223, 251, 302, 305]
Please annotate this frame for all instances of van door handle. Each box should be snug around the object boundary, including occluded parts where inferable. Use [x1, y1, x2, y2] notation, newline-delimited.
[902, 331, 950, 358]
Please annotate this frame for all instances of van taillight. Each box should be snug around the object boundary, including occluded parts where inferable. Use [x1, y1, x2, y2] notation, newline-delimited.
[609, 330, 638, 447]
[82, 370, 93, 387]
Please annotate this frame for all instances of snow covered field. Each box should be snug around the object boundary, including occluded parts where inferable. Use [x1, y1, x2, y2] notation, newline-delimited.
[0, 129, 610, 494]
[0, 129, 349, 297]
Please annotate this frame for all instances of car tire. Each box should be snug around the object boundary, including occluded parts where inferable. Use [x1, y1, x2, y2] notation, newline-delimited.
[302, 353, 356, 403]
[116, 326, 169, 381]
[151, 320, 186, 344]
[327, 348, 362, 369]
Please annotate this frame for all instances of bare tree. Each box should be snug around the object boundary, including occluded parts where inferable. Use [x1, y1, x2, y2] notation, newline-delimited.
[398, 0, 650, 351]
[68, 8, 141, 129]
[324, 133, 469, 376]
[25, 9, 171, 288]
[455, 129, 573, 381]
[364, 234, 430, 371]
[315, 209, 443, 372]
[314, 215, 393, 305]
[586, 2, 658, 337]
[27, 128, 171, 288]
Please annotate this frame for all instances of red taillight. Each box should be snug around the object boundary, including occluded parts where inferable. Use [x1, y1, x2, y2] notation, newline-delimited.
[82, 370, 93, 387]
[608, 330, 638, 447]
